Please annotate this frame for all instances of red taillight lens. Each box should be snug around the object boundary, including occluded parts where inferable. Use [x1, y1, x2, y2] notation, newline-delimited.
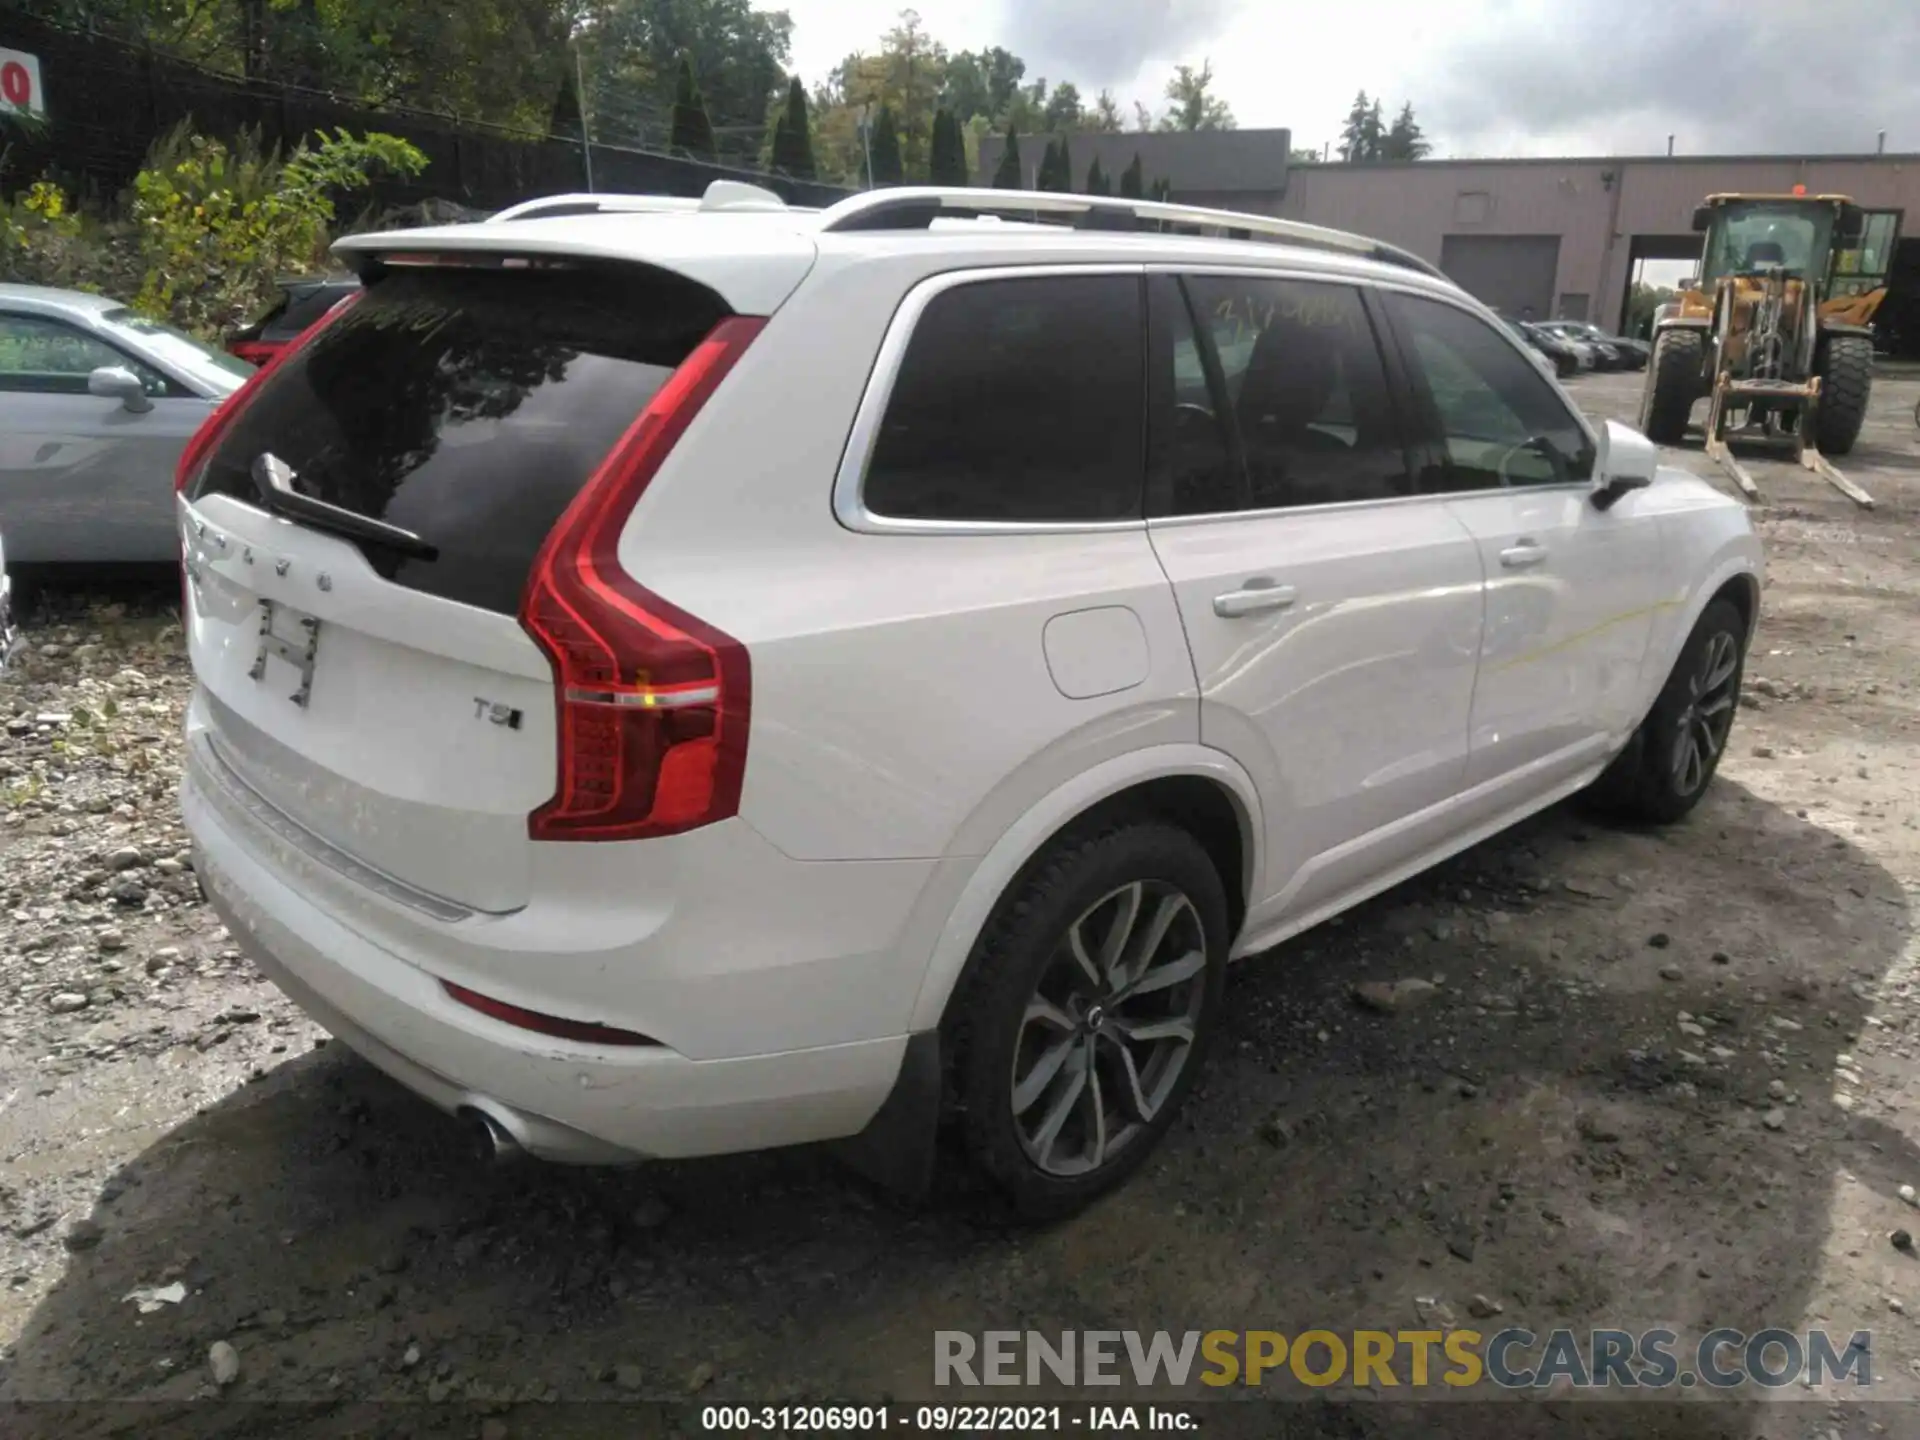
[520, 315, 765, 843]
[443, 981, 660, 1047]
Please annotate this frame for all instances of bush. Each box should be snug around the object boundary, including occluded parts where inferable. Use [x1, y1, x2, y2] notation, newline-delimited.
[0, 124, 426, 340]
[130, 124, 427, 337]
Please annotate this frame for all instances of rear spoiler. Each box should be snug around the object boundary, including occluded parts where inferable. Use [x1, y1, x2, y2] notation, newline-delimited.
[332, 222, 817, 317]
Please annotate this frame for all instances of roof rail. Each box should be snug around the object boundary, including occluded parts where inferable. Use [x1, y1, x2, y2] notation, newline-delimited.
[816, 187, 1446, 280]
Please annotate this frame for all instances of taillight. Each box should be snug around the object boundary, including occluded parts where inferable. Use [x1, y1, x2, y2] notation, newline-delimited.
[227, 339, 281, 366]
[520, 315, 765, 843]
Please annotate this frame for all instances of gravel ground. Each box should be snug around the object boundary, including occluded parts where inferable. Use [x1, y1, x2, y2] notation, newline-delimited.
[2, 369, 1918, 1439]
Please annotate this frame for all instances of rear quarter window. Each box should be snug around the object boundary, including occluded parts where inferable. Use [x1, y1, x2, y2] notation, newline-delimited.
[861, 273, 1146, 524]
[191, 262, 727, 615]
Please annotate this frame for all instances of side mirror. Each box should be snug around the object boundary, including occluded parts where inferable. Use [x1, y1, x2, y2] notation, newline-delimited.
[87, 365, 153, 414]
[1592, 418, 1657, 511]
[1690, 205, 1713, 233]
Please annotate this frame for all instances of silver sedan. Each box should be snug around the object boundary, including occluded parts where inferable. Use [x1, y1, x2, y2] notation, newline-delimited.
[0, 285, 252, 563]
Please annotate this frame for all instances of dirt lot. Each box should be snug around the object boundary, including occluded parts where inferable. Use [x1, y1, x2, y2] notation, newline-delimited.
[1, 369, 1918, 1438]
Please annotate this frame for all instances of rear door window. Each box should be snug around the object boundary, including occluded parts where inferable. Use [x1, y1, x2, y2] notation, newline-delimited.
[861, 273, 1145, 523]
[190, 263, 727, 616]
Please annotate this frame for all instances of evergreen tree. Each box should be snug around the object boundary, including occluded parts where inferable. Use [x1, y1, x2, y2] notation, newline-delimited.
[1085, 155, 1108, 194]
[670, 54, 716, 159]
[992, 126, 1022, 188]
[1054, 136, 1074, 192]
[1383, 102, 1430, 161]
[1034, 137, 1060, 190]
[1363, 99, 1386, 161]
[1119, 152, 1145, 198]
[771, 76, 815, 178]
[869, 103, 904, 186]
[550, 61, 584, 141]
[1338, 90, 1371, 162]
[929, 108, 969, 184]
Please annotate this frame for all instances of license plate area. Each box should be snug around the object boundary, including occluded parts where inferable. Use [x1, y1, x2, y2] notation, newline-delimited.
[249, 598, 322, 708]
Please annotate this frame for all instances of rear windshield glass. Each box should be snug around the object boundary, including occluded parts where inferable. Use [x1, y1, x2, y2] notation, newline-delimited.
[192, 263, 726, 615]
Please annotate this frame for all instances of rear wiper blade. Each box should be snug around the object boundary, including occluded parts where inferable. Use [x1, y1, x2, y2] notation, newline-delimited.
[251, 454, 438, 562]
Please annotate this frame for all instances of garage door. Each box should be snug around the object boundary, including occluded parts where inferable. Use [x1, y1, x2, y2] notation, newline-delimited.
[1439, 235, 1561, 321]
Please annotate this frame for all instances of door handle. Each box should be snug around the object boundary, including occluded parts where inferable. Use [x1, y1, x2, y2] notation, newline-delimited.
[1499, 540, 1548, 569]
[1212, 579, 1297, 618]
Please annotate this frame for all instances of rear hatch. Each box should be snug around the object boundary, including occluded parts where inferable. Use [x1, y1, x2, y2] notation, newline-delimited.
[182, 254, 744, 913]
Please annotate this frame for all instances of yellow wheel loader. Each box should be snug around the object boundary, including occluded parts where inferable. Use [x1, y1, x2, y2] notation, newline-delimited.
[1638, 190, 1892, 507]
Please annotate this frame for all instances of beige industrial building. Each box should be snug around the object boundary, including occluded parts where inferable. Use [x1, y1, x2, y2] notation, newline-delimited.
[972, 133, 1920, 342]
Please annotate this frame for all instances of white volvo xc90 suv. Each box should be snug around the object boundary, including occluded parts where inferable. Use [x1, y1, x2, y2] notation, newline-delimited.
[177, 184, 1761, 1217]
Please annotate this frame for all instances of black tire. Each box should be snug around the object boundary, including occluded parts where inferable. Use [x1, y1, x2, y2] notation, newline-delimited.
[1639, 328, 1704, 445]
[1814, 333, 1873, 456]
[946, 819, 1229, 1220]
[1584, 598, 1747, 825]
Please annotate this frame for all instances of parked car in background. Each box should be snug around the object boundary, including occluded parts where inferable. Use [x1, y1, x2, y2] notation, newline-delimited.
[177, 184, 1760, 1217]
[1501, 316, 1583, 377]
[227, 275, 360, 366]
[0, 284, 251, 563]
[1539, 320, 1650, 370]
[0, 526, 17, 673]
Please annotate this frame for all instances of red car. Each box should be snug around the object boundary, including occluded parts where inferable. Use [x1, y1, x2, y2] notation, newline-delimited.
[227, 275, 360, 366]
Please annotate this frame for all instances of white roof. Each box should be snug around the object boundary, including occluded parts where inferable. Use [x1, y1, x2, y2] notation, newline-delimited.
[335, 181, 1457, 317]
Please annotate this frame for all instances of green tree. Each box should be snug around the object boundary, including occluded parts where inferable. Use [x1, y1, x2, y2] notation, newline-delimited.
[1035, 138, 1061, 191]
[1119, 152, 1144, 199]
[942, 45, 1027, 124]
[1089, 90, 1124, 133]
[1363, 98, 1385, 160]
[550, 56, 585, 140]
[771, 75, 815, 177]
[1043, 82, 1084, 133]
[1382, 102, 1431, 161]
[929, 108, 968, 184]
[670, 53, 716, 157]
[1291, 146, 1324, 164]
[1085, 155, 1108, 194]
[992, 125, 1022, 188]
[578, 0, 792, 163]
[1158, 60, 1234, 131]
[1338, 90, 1372, 162]
[869, 102, 904, 185]
[1052, 136, 1073, 191]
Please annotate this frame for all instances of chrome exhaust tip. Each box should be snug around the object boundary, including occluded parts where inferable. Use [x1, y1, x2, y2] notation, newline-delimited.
[459, 1106, 524, 1165]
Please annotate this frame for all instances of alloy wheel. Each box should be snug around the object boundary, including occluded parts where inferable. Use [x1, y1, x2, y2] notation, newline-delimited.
[1009, 881, 1208, 1178]
[1672, 628, 1739, 795]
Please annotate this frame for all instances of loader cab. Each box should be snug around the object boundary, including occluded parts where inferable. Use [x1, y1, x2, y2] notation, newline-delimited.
[1694, 197, 1835, 283]
[1690, 194, 1887, 298]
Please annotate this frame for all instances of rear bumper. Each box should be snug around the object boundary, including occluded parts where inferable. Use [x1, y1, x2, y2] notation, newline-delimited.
[183, 758, 915, 1165]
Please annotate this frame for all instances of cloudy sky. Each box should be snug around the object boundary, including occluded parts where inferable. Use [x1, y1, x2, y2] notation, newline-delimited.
[781, 0, 1920, 159]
